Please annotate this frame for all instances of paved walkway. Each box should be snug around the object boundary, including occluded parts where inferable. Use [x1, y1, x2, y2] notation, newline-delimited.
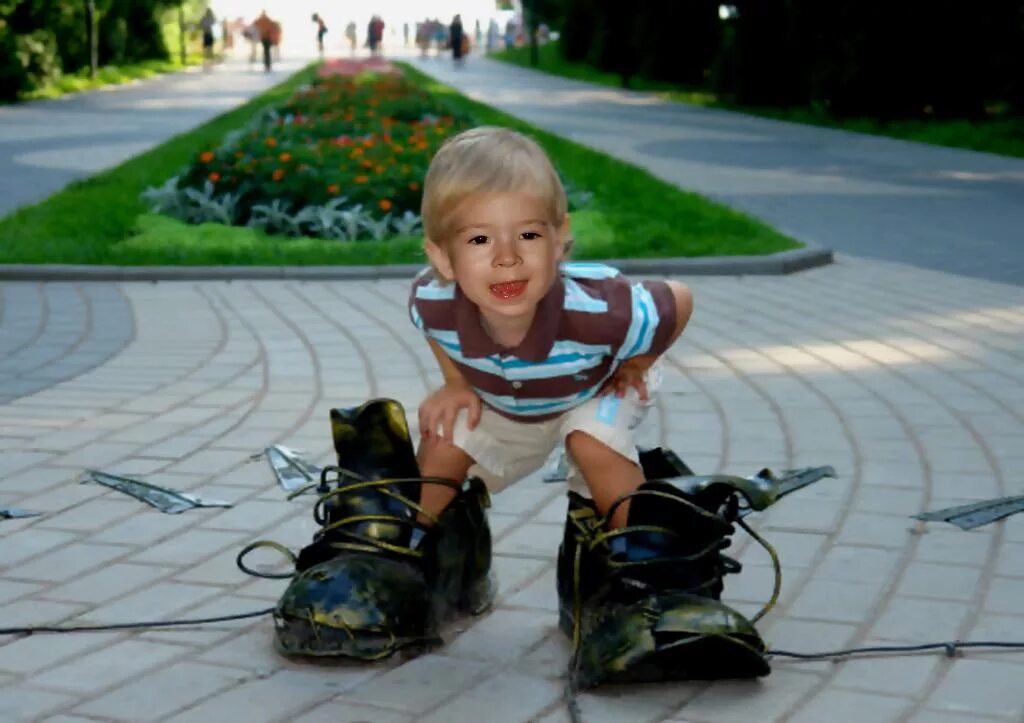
[410, 55, 1024, 286]
[0, 56, 305, 217]
[2, 257, 1023, 722]
[1, 51, 1024, 723]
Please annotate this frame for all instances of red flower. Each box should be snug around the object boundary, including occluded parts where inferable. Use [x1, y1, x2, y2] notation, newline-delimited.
[199, 151, 214, 163]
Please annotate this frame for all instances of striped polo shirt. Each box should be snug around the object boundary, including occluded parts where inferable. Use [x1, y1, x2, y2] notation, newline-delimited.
[409, 262, 678, 423]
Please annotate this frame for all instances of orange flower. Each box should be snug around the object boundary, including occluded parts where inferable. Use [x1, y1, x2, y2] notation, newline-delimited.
[279, 152, 292, 162]
[379, 199, 393, 211]
[392, 145, 404, 154]
[208, 171, 220, 182]
[434, 126, 445, 135]
[327, 183, 340, 194]
[408, 181, 419, 191]
[355, 175, 369, 184]
[199, 151, 214, 163]
[265, 137, 278, 147]
[361, 159, 373, 168]
[363, 138, 375, 148]
[375, 165, 385, 174]
[351, 147, 364, 157]
[272, 168, 285, 181]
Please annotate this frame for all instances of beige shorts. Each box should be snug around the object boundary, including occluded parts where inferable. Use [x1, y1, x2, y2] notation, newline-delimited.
[451, 383, 656, 496]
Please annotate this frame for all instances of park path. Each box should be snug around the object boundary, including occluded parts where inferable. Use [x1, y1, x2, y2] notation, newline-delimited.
[412, 54, 1024, 286]
[0, 50, 1022, 723]
[0, 55, 306, 218]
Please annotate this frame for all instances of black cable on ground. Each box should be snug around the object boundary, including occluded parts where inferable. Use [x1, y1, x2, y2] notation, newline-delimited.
[769, 639, 1024, 661]
[0, 607, 275, 636]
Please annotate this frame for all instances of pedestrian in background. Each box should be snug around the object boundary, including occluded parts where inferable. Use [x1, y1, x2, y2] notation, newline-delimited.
[199, 8, 217, 71]
[253, 10, 276, 72]
[311, 13, 328, 56]
[450, 15, 465, 66]
[345, 21, 357, 55]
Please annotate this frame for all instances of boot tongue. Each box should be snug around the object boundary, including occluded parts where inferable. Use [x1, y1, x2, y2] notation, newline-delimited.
[623, 481, 720, 558]
[327, 399, 422, 546]
[616, 481, 733, 595]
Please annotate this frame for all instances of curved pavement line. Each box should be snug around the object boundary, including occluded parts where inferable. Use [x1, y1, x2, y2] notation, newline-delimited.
[0, 246, 831, 281]
[0, 283, 134, 404]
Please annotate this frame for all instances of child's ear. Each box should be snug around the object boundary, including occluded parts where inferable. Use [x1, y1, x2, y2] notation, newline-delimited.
[424, 238, 454, 280]
[556, 214, 571, 260]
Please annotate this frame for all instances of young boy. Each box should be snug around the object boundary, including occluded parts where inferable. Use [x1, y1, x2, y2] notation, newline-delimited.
[409, 126, 693, 528]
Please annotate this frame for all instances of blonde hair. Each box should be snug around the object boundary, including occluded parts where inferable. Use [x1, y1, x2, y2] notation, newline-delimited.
[421, 126, 567, 244]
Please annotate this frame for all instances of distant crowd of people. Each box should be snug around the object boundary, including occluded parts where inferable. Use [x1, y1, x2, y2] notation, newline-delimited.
[192, 8, 530, 71]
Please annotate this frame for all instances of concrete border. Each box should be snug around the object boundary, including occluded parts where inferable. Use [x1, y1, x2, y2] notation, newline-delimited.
[0, 246, 831, 281]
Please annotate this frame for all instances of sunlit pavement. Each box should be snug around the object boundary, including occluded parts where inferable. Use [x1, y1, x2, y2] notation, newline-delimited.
[1, 49, 1023, 723]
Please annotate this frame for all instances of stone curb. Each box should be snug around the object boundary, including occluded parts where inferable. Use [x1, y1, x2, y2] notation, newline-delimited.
[0, 246, 831, 281]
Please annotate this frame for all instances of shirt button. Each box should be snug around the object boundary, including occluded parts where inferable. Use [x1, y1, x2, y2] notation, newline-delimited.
[512, 381, 523, 389]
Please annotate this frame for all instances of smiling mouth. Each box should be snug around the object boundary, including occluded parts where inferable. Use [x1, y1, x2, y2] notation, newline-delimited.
[490, 281, 528, 299]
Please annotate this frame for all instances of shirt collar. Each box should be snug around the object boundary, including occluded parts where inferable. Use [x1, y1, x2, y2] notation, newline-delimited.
[455, 275, 565, 361]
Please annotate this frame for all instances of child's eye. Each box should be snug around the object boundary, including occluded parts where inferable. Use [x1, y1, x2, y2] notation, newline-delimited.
[521, 231, 542, 240]
[468, 235, 488, 245]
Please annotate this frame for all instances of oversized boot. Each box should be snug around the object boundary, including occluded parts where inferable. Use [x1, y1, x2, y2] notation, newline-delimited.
[268, 398, 494, 659]
[557, 448, 773, 688]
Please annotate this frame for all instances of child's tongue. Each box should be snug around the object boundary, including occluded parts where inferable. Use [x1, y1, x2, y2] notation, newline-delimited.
[490, 281, 527, 299]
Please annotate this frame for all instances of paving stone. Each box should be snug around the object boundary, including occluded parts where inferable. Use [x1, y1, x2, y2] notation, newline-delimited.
[345, 654, 491, 713]
[913, 527, 995, 566]
[2, 541, 130, 583]
[491, 555, 550, 600]
[293, 698, 415, 723]
[447, 607, 556, 663]
[830, 654, 941, 697]
[494, 522, 563, 558]
[1, 598, 86, 627]
[870, 597, 971, 643]
[0, 630, 115, 675]
[0, 524, 76, 569]
[31, 639, 183, 693]
[418, 671, 562, 723]
[76, 581, 225, 625]
[787, 579, 883, 624]
[36, 498, 139, 532]
[128, 528, 245, 567]
[789, 689, 911, 723]
[44, 562, 171, 604]
[896, 561, 983, 602]
[983, 576, 1024, 615]
[73, 661, 244, 721]
[196, 627, 284, 672]
[815, 545, 903, 584]
[834, 512, 917, 548]
[161, 668, 339, 723]
[675, 669, 822, 722]
[0, 685, 76, 721]
[930, 659, 1024, 718]
[503, 567, 559, 611]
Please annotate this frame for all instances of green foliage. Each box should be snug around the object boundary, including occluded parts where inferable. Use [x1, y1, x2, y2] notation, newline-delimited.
[2, 0, 187, 100]
[542, 0, 1024, 121]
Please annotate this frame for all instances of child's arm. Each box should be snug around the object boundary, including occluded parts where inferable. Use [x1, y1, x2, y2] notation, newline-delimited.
[601, 280, 694, 399]
[419, 337, 482, 443]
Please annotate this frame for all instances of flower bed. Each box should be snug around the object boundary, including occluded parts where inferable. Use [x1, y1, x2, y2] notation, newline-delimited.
[143, 70, 473, 241]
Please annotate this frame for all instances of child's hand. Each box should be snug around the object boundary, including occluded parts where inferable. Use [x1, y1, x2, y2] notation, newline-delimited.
[600, 356, 655, 401]
[418, 382, 481, 443]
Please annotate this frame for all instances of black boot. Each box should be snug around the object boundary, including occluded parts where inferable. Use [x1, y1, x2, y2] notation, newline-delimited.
[556, 450, 770, 688]
[269, 399, 493, 659]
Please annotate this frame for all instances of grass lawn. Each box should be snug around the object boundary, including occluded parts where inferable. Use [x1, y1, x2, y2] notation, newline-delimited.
[494, 42, 1024, 159]
[0, 61, 798, 266]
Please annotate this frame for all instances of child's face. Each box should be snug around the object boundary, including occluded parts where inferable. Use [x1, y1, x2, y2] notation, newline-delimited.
[426, 191, 568, 332]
